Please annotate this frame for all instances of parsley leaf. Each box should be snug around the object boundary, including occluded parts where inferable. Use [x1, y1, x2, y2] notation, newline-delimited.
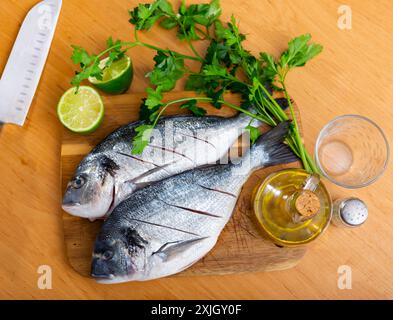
[71, 46, 94, 67]
[132, 124, 154, 155]
[258, 34, 323, 86]
[129, 0, 176, 31]
[176, 0, 221, 40]
[259, 52, 278, 84]
[246, 125, 261, 144]
[180, 99, 207, 116]
[202, 63, 229, 77]
[145, 87, 163, 109]
[280, 34, 323, 68]
[129, 1, 164, 30]
[160, 17, 178, 29]
[139, 98, 161, 122]
[147, 51, 185, 91]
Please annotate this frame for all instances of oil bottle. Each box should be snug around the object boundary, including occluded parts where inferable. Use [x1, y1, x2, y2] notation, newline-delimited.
[254, 169, 332, 247]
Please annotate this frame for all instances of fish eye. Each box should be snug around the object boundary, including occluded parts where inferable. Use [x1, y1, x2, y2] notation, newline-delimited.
[71, 175, 86, 189]
[102, 250, 114, 261]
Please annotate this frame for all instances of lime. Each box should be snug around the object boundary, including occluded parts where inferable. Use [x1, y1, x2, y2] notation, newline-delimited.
[57, 86, 104, 134]
[89, 55, 133, 94]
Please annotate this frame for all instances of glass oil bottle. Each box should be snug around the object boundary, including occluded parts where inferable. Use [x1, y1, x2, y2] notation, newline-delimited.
[254, 169, 332, 247]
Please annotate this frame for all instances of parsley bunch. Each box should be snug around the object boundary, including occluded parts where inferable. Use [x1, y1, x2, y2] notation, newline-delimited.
[70, 0, 323, 173]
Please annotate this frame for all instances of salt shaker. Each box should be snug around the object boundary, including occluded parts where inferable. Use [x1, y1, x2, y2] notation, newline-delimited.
[332, 197, 368, 228]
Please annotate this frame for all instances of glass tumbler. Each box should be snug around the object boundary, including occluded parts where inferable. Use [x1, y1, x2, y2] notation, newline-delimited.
[315, 115, 389, 188]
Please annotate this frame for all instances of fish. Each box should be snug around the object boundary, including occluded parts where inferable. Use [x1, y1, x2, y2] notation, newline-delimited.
[91, 122, 298, 283]
[62, 112, 261, 220]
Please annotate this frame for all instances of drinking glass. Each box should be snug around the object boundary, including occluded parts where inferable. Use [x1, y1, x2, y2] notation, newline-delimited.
[315, 115, 389, 189]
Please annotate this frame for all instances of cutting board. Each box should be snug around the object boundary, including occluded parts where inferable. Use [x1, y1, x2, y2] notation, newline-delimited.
[61, 91, 306, 277]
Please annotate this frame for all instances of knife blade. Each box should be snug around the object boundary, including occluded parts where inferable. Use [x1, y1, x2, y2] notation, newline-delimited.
[0, 0, 62, 127]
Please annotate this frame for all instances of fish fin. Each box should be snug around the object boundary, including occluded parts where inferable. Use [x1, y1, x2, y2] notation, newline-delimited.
[263, 143, 299, 167]
[255, 121, 299, 166]
[132, 181, 152, 189]
[152, 237, 208, 262]
[258, 121, 291, 147]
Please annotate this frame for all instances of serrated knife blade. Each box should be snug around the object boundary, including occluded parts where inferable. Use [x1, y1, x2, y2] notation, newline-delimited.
[0, 0, 62, 128]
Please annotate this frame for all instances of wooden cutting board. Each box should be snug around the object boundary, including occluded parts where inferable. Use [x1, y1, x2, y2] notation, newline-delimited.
[61, 91, 307, 277]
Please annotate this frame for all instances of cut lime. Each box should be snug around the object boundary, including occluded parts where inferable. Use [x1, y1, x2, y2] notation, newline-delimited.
[57, 86, 104, 134]
[89, 55, 133, 94]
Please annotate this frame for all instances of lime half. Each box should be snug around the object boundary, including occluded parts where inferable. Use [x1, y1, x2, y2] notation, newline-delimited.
[89, 55, 133, 94]
[57, 86, 104, 133]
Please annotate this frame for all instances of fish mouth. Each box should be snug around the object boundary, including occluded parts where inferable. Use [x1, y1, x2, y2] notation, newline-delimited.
[61, 200, 81, 213]
[92, 273, 142, 284]
[91, 272, 134, 284]
[91, 272, 113, 280]
[62, 201, 81, 208]
[62, 190, 81, 209]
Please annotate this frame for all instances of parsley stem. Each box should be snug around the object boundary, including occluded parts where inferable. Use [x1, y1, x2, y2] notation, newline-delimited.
[280, 78, 311, 172]
[286, 138, 301, 158]
[179, 23, 204, 61]
[134, 27, 140, 42]
[152, 96, 268, 126]
[96, 41, 203, 63]
[254, 99, 276, 126]
[243, 79, 317, 173]
[216, 99, 269, 122]
[95, 42, 136, 60]
[137, 41, 203, 62]
[195, 26, 211, 40]
[257, 84, 289, 121]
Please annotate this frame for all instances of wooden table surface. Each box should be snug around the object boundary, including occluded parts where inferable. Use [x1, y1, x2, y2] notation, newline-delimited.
[0, 0, 392, 299]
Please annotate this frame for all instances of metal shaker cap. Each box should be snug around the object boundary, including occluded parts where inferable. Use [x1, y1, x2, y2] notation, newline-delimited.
[340, 198, 368, 226]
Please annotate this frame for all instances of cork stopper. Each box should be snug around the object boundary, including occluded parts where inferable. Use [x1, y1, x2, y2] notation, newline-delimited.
[295, 190, 321, 218]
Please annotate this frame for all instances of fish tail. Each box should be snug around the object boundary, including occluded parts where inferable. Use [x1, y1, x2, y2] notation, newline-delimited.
[253, 121, 299, 167]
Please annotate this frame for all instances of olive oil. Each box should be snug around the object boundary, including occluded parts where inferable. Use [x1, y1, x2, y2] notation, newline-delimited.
[254, 169, 332, 246]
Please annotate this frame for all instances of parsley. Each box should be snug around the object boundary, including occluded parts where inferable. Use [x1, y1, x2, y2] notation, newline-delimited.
[69, 0, 323, 173]
[258, 34, 323, 171]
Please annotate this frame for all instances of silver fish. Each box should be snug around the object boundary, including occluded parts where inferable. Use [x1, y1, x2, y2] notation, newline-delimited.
[62, 113, 259, 220]
[91, 122, 297, 283]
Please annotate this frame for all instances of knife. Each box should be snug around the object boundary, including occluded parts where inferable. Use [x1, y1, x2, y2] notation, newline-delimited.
[0, 0, 62, 131]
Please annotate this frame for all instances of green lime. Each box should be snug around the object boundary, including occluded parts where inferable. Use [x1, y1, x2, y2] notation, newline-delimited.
[57, 86, 104, 134]
[89, 55, 133, 94]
